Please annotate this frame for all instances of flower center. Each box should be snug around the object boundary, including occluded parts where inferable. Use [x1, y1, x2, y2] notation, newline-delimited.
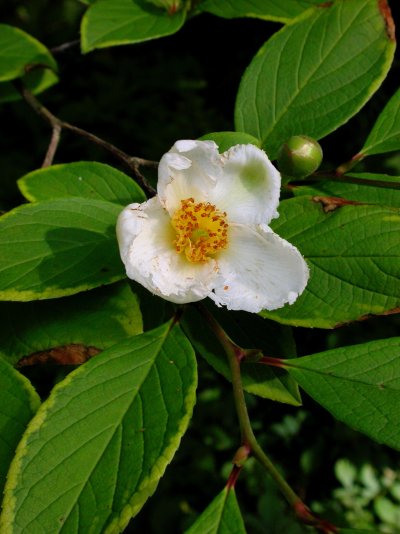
[171, 197, 228, 262]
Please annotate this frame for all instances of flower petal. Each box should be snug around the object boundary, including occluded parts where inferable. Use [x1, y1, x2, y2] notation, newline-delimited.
[158, 140, 223, 215]
[116, 197, 218, 304]
[209, 144, 281, 225]
[210, 224, 309, 313]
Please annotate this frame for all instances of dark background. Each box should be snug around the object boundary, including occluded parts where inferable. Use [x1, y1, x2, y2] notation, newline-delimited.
[1, 1, 400, 532]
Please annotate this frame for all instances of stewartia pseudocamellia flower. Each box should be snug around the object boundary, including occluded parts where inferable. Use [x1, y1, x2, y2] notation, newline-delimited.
[117, 140, 309, 313]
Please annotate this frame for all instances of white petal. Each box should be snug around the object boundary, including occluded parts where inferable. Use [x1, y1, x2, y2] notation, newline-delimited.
[158, 139, 223, 215]
[209, 144, 281, 225]
[116, 197, 218, 304]
[210, 224, 309, 313]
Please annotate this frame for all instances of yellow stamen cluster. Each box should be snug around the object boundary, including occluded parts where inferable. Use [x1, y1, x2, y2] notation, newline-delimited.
[171, 197, 229, 262]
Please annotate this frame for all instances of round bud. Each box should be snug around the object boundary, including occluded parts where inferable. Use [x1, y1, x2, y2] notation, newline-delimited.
[277, 135, 323, 178]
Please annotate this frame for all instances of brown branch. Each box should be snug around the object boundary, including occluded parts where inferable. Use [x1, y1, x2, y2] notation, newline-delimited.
[15, 81, 157, 196]
[50, 39, 80, 55]
[42, 124, 62, 167]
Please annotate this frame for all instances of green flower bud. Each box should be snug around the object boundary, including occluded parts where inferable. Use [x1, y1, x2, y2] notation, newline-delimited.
[277, 135, 323, 179]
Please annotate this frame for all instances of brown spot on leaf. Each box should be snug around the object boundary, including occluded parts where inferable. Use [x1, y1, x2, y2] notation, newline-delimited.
[312, 195, 365, 212]
[17, 344, 101, 368]
[317, 1, 334, 7]
[379, 0, 396, 41]
[334, 306, 400, 328]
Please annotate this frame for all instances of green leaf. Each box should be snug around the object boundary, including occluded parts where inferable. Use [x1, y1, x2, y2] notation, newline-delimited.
[292, 173, 400, 208]
[198, 0, 324, 22]
[235, 0, 396, 159]
[0, 359, 40, 498]
[182, 304, 301, 406]
[185, 487, 246, 534]
[198, 131, 261, 153]
[283, 338, 400, 450]
[0, 24, 58, 102]
[0, 198, 125, 301]
[0, 24, 57, 82]
[262, 196, 400, 328]
[18, 162, 146, 205]
[81, 0, 186, 53]
[0, 68, 58, 103]
[360, 87, 400, 157]
[0, 282, 142, 366]
[0, 323, 197, 533]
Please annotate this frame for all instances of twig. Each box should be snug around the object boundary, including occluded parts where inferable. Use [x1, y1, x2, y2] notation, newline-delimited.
[336, 152, 364, 175]
[196, 303, 338, 533]
[50, 39, 80, 55]
[42, 124, 61, 167]
[14, 81, 157, 196]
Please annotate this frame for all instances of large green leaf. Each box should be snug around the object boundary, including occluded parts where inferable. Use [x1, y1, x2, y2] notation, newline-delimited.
[0, 359, 40, 498]
[0, 282, 142, 366]
[360, 87, 400, 157]
[81, 0, 186, 52]
[0, 24, 57, 82]
[0, 198, 124, 301]
[293, 173, 400, 208]
[199, 0, 324, 22]
[18, 162, 146, 205]
[0, 323, 197, 533]
[185, 487, 246, 534]
[182, 304, 301, 406]
[282, 338, 400, 450]
[235, 0, 396, 159]
[0, 24, 58, 101]
[262, 196, 400, 328]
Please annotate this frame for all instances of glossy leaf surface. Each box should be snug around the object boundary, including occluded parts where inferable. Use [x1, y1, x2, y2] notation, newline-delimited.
[185, 487, 246, 534]
[0, 360, 40, 497]
[0, 198, 124, 301]
[0, 282, 142, 366]
[263, 196, 400, 328]
[18, 162, 146, 205]
[81, 0, 186, 52]
[0, 323, 197, 533]
[284, 338, 400, 450]
[235, 0, 396, 159]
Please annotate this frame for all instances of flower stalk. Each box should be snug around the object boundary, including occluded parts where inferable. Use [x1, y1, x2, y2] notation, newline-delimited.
[197, 302, 338, 532]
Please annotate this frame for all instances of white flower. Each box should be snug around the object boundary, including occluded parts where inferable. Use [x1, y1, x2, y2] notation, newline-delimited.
[117, 140, 309, 313]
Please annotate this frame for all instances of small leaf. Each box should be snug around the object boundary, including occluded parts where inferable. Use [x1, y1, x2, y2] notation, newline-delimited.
[0, 24, 58, 102]
[293, 173, 400, 208]
[185, 487, 246, 534]
[0, 24, 57, 82]
[18, 161, 146, 205]
[81, 0, 186, 53]
[283, 338, 400, 450]
[0, 359, 40, 497]
[0, 323, 197, 533]
[0, 198, 124, 301]
[262, 196, 400, 328]
[182, 304, 301, 406]
[235, 0, 396, 159]
[199, 131, 261, 153]
[360, 87, 400, 157]
[0, 69, 58, 103]
[198, 0, 324, 22]
[0, 282, 142, 366]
